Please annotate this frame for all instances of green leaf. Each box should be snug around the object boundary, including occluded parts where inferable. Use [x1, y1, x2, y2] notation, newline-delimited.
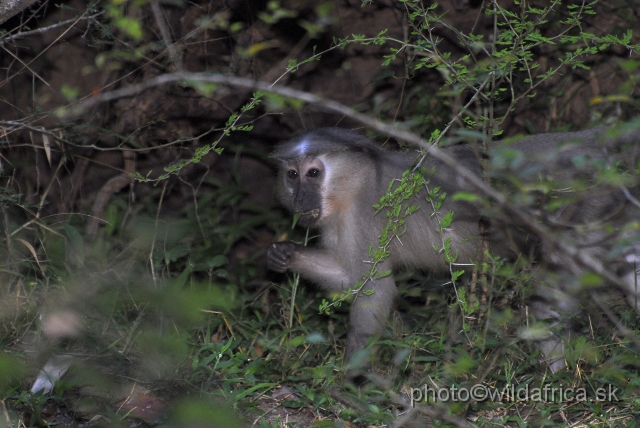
[452, 192, 480, 202]
[114, 16, 143, 40]
[580, 272, 603, 287]
[440, 210, 454, 228]
[165, 245, 190, 263]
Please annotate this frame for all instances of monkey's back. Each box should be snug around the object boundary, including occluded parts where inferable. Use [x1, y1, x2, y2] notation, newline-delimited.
[497, 128, 640, 266]
[375, 147, 486, 273]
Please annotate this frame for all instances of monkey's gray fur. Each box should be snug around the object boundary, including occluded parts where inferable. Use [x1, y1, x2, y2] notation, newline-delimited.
[267, 126, 640, 371]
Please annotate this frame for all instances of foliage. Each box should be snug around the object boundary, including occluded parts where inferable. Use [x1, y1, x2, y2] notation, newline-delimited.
[0, 0, 639, 426]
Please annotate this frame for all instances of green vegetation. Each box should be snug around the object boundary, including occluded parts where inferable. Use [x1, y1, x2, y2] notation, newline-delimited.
[0, 0, 639, 426]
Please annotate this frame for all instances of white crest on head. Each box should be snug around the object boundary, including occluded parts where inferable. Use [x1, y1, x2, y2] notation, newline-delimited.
[294, 138, 311, 156]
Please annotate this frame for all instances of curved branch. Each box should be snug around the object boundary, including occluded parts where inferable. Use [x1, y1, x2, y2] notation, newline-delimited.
[68, 72, 638, 316]
[0, 0, 37, 25]
[85, 150, 135, 238]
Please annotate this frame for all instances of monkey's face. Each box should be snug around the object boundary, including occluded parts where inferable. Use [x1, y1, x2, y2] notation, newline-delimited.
[279, 157, 325, 228]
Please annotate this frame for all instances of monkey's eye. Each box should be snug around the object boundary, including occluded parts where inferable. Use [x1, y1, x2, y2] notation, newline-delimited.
[306, 168, 320, 178]
[286, 170, 298, 179]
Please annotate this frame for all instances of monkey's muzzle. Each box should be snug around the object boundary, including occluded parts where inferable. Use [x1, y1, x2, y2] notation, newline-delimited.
[302, 209, 320, 218]
[295, 209, 320, 226]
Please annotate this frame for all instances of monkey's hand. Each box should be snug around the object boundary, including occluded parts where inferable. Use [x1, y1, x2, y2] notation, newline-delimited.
[266, 241, 300, 273]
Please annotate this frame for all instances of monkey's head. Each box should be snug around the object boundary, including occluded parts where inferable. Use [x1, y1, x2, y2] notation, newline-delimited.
[271, 128, 383, 228]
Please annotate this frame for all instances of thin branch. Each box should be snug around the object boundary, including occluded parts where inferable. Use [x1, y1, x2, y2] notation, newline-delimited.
[591, 291, 639, 347]
[149, 2, 182, 71]
[0, 11, 94, 90]
[65, 72, 639, 321]
[0, 0, 38, 26]
[0, 11, 104, 44]
[85, 150, 135, 238]
[621, 185, 640, 209]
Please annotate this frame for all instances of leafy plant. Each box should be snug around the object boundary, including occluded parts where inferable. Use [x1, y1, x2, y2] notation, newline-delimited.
[0, 0, 639, 426]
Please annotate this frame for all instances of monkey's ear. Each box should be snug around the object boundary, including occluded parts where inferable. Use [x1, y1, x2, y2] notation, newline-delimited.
[269, 150, 288, 162]
[271, 140, 304, 162]
[269, 153, 285, 162]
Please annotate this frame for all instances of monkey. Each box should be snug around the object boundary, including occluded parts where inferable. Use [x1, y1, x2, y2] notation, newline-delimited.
[490, 128, 640, 370]
[267, 126, 640, 371]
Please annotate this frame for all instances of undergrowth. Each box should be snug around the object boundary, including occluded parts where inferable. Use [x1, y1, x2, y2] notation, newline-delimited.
[0, 0, 639, 427]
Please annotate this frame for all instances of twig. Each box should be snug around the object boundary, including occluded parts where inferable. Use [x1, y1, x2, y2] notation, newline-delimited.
[149, 2, 182, 71]
[591, 291, 639, 344]
[0, 12, 104, 44]
[65, 72, 640, 338]
[85, 150, 135, 238]
[621, 185, 640, 209]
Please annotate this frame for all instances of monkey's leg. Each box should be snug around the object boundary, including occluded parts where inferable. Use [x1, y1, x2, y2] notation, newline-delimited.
[529, 282, 579, 373]
[622, 252, 640, 312]
[345, 276, 398, 360]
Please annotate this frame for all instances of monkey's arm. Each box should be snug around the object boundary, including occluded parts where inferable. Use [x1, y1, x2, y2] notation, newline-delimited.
[267, 242, 351, 290]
